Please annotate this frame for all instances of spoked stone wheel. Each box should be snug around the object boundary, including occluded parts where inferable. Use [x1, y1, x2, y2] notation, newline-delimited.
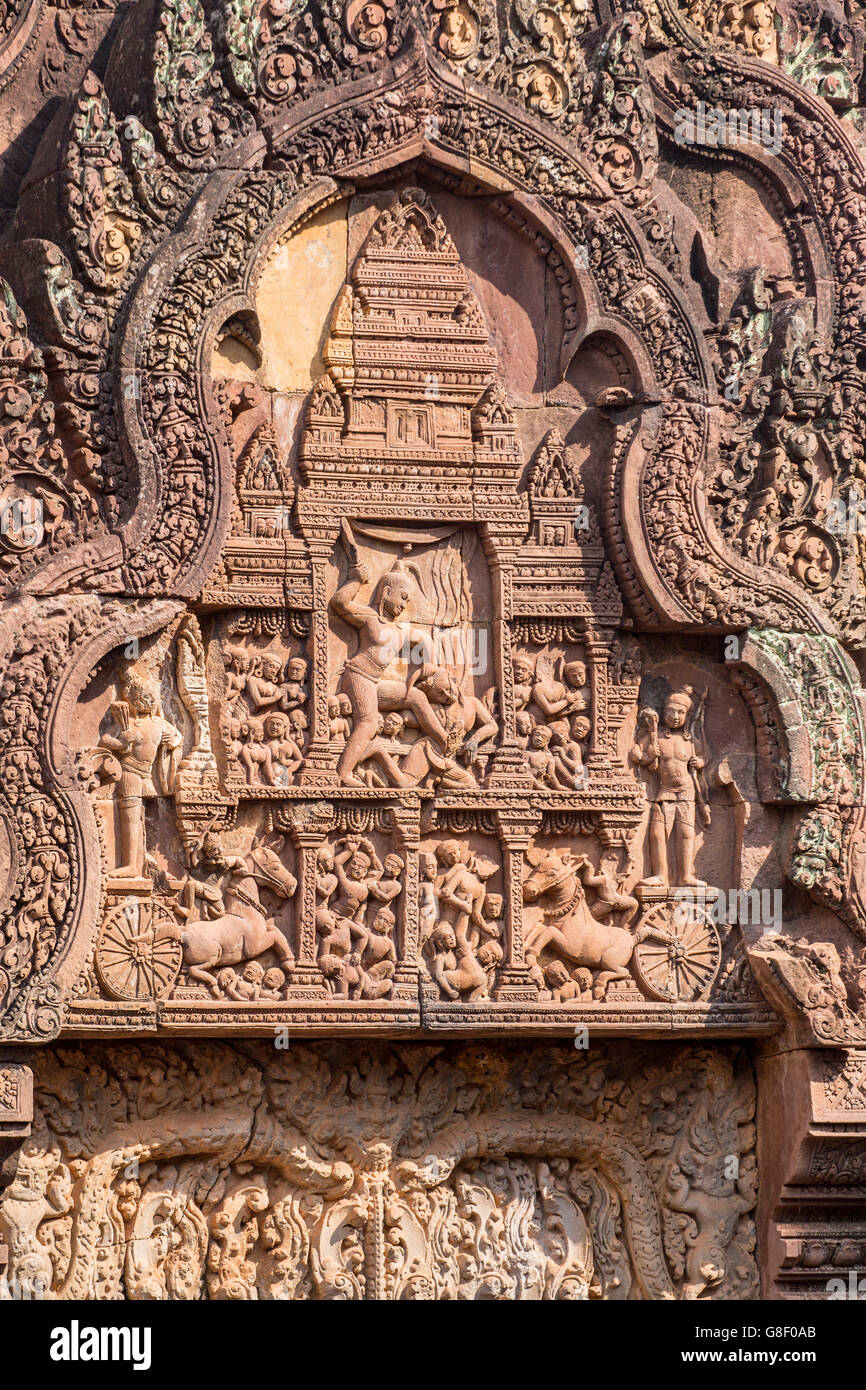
[632, 899, 722, 1003]
[95, 899, 182, 1002]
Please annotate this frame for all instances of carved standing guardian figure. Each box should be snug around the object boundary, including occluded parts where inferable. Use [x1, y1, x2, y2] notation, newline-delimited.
[95, 677, 183, 881]
[630, 688, 711, 889]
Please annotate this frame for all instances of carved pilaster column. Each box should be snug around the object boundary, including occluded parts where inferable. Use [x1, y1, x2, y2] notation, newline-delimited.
[756, 1042, 866, 1298]
[0, 1050, 33, 1286]
[388, 796, 422, 1002]
[585, 627, 613, 766]
[493, 806, 542, 1000]
[286, 811, 331, 994]
[486, 542, 531, 788]
[300, 536, 339, 785]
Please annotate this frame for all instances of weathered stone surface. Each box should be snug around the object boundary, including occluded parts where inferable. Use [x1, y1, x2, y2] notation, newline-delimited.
[0, 0, 864, 1300]
[0, 1039, 758, 1300]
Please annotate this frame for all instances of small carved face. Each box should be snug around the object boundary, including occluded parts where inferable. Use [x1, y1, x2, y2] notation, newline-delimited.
[571, 716, 591, 741]
[289, 710, 308, 734]
[484, 893, 503, 918]
[433, 923, 456, 951]
[420, 852, 437, 880]
[545, 961, 569, 987]
[200, 833, 225, 867]
[128, 683, 156, 715]
[664, 697, 688, 729]
[317, 846, 334, 872]
[381, 579, 411, 620]
[328, 696, 340, 716]
[530, 727, 551, 749]
[419, 668, 457, 706]
[262, 656, 282, 681]
[436, 840, 461, 868]
[382, 713, 403, 738]
[373, 909, 395, 935]
[348, 851, 371, 880]
[243, 961, 264, 983]
[564, 661, 586, 688]
[477, 941, 501, 968]
[264, 713, 288, 738]
[516, 712, 533, 736]
[338, 695, 352, 717]
[383, 854, 403, 878]
[286, 659, 307, 680]
[513, 657, 534, 683]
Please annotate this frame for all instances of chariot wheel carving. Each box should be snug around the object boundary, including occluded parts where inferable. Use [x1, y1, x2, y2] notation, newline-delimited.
[95, 900, 182, 1002]
[632, 899, 721, 1003]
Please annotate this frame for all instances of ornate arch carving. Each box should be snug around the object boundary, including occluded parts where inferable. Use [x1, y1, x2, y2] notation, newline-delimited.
[1, 0, 866, 1302]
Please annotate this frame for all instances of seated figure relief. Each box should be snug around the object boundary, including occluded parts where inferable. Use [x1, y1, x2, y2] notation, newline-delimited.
[512, 646, 593, 790]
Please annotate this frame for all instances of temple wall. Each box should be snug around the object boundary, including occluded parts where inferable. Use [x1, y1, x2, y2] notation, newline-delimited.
[0, 0, 865, 1304]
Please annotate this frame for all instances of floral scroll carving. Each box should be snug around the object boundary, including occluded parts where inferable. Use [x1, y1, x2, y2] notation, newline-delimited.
[0, 1039, 758, 1300]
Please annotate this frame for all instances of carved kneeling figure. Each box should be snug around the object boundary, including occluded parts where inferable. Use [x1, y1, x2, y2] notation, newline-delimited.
[429, 923, 489, 1001]
[319, 952, 394, 1000]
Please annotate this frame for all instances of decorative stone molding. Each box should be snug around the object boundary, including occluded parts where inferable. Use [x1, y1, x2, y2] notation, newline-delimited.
[0, 0, 866, 1301]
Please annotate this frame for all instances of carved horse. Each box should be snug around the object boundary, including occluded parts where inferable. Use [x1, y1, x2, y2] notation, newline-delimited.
[522, 847, 656, 996]
[166, 843, 297, 994]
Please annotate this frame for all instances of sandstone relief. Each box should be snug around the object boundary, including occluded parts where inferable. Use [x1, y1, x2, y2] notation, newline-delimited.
[0, 0, 865, 1305]
[0, 1040, 758, 1301]
[44, 189, 783, 1033]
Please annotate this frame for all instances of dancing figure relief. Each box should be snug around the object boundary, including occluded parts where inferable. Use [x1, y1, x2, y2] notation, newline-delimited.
[420, 841, 502, 1001]
[315, 836, 404, 999]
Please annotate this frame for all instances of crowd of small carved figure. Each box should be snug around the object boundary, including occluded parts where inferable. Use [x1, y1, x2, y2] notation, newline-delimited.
[222, 643, 310, 786]
[513, 650, 592, 789]
[315, 836, 404, 999]
[219, 640, 596, 792]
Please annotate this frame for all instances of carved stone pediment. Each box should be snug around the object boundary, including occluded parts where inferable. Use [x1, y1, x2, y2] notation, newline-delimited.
[1, 0, 866, 1303]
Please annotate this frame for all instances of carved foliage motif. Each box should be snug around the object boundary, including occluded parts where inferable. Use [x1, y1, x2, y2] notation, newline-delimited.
[0, 2, 860, 1085]
[2, 0, 866, 1302]
[0, 1040, 758, 1300]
